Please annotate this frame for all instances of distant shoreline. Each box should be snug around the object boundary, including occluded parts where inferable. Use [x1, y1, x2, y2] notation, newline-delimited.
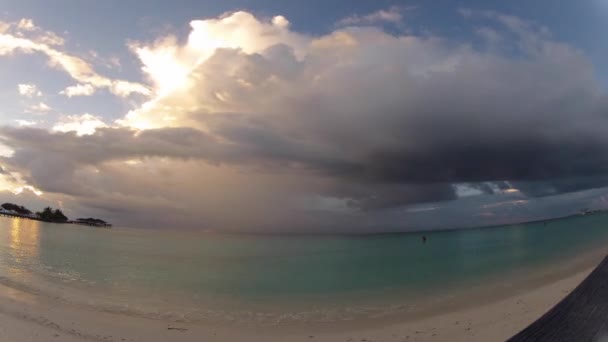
[0, 213, 112, 228]
[1, 202, 112, 228]
[1, 207, 604, 235]
[201, 211, 608, 238]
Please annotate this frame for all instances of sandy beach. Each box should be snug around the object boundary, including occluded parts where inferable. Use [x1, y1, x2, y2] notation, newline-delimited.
[0, 263, 595, 342]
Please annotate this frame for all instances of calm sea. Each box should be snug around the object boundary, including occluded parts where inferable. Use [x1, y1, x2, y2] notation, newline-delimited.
[1, 214, 608, 325]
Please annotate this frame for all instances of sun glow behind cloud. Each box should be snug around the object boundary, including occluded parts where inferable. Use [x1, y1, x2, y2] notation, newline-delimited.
[0, 144, 13, 158]
[13, 185, 43, 196]
[124, 11, 308, 128]
[0, 164, 42, 197]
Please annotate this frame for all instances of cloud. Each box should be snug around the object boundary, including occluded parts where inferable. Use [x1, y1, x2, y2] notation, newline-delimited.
[17, 19, 35, 31]
[27, 102, 51, 114]
[0, 19, 149, 97]
[126, 11, 308, 99]
[17, 83, 42, 97]
[1, 10, 607, 232]
[0, 126, 225, 166]
[60, 84, 95, 97]
[0, 22, 10, 34]
[338, 6, 409, 26]
[51, 114, 108, 136]
[0, 161, 39, 198]
[271, 15, 290, 28]
[13, 185, 43, 196]
[0, 188, 51, 214]
[14, 120, 37, 127]
[474, 27, 503, 43]
[118, 11, 608, 185]
[109, 56, 121, 67]
[459, 8, 552, 50]
[0, 143, 12, 157]
[11, 18, 64, 46]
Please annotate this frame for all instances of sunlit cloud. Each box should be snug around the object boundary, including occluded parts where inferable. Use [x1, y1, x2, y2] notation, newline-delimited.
[52, 114, 108, 136]
[17, 18, 35, 31]
[126, 11, 308, 101]
[0, 19, 149, 97]
[15, 120, 37, 127]
[0, 166, 42, 198]
[17, 83, 42, 97]
[0, 144, 13, 158]
[13, 185, 43, 196]
[60, 83, 95, 97]
[503, 188, 521, 194]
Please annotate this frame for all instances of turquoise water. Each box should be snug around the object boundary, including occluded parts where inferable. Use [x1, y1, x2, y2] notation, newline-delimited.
[1, 214, 608, 324]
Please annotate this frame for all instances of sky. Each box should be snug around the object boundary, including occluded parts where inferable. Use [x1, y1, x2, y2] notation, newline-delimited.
[1, 0, 608, 233]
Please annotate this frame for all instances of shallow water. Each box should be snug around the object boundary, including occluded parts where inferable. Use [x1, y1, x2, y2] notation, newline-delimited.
[1, 214, 607, 324]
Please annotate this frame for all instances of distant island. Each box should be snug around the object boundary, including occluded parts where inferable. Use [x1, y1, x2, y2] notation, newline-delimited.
[0, 202, 112, 228]
[74, 218, 112, 227]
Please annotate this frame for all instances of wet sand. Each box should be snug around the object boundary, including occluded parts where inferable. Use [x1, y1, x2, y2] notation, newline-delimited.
[0, 262, 596, 342]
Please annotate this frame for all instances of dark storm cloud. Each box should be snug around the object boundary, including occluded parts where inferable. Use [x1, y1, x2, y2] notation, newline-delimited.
[513, 177, 608, 198]
[177, 21, 608, 195]
[332, 183, 457, 210]
[354, 135, 608, 183]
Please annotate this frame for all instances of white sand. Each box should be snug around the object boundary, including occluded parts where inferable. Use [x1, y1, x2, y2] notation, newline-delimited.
[0, 263, 594, 342]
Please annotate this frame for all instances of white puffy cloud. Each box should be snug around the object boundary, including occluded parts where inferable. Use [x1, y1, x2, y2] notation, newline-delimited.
[60, 83, 95, 97]
[271, 15, 290, 28]
[17, 83, 42, 97]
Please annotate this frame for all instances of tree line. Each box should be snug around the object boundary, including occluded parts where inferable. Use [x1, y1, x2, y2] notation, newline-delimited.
[2, 203, 68, 222]
[36, 207, 68, 222]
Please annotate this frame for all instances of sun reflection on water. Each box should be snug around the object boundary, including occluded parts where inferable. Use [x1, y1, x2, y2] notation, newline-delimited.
[8, 218, 41, 267]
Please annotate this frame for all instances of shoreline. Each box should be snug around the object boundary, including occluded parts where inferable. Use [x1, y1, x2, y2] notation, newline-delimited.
[0, 249, 604, 341]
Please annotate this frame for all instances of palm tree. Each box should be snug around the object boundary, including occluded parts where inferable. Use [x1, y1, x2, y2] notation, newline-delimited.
[53, 209, 68, 222]
[38, 207, 54, 220]
[37, 207, 68, 222]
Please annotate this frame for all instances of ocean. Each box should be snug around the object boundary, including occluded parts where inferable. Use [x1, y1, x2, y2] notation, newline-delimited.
[1, 214, 607, 325]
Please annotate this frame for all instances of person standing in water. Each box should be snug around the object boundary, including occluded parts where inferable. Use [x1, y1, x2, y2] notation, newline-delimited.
[422, 235, 427, 243]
